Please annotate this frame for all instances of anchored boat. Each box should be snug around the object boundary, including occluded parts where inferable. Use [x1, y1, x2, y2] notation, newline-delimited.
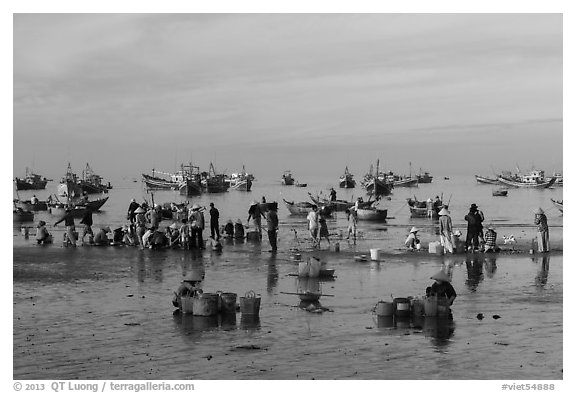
[15, 168, 48, 190]
[339, 166, 356, 188]
[497, 170, 556, 188]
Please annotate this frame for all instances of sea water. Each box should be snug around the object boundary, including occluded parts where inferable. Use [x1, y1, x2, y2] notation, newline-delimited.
[13, 175, 563, 379]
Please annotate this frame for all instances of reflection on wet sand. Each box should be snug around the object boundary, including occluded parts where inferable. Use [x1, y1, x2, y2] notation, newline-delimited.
[534, 255, 550, 287]
[376, 315, 455, 345]
[484, 255, 497, 278]
[465, 255, 484, 291]
[267, 258, 279, 294]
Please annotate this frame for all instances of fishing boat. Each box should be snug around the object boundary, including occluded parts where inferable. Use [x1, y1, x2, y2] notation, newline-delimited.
[492, 188, 508, 197]
[282, 171, 295, 185]
[142, 169, 180, 190]
[387, 163, 419, 187]
[177, 163, 203, 196]
[298, 292, 322, 302]
[48, 196, 109, 218]
[549, 173, 563, 186]
[78, 163, 110, 194]
[497, 170, 556, 188]
[13, 207, 34, 223]
[295, 182, 307, 188]
[416, 169, 433, 183]
[407, 196, 445, 218]
[362, 160, 393, 196]
[475, 174, 500, 185]
[202, 163, 229, 193]
[308, 192, 375, 212]
[551, 198, 563, 213]
[15, 168, 48, 190]
[14, 199, 49, 211]
[229, 165, 254, 191]
[339, 166, 356, 188]
[283, 199, 315, 215]
[57, 163, 83, 198]
[355, 206, 388, 221]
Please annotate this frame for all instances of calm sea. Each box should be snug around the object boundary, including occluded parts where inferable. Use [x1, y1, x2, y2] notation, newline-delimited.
[13, 175, 563, 379]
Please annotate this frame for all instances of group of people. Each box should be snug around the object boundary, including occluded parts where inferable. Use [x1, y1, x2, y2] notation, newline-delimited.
[306, 204, 331, 248]
[406, 202, 551, 254]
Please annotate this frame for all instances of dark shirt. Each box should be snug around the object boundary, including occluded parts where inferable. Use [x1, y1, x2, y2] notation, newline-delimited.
[266, 210, 279, 231]
[210, 207, 219, 222]
[56, 213, 75, 227]
[430, 281, 457, 301]
[80, 210, 93, 226]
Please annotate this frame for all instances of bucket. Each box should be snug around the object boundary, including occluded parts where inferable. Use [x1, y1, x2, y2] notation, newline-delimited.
[393, 297, 411, 317]
[298, 262, 310, 277]
[436, 297, 450, 317]
[377, 316, 394, 328]
[239, 290, 261, 316]
[411, 297, 425, 317]
[375, 301, 394, 316]
[246, 231, 260, 241]
[181, 295, 194, 314]
[424, 296, 438, 316]
[370, 248, 381, 261]
[192, 293, 219, 316]
[428, 241, 443, 255]
[308, 258, 321, 278]
[219, 292, 238, 314]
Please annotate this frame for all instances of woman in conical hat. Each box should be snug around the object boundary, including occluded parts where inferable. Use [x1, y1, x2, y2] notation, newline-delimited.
[405, 226, 420, 250]
[438, 207, 454, 254]
[428, 270, 457, 305]
[534, 207, 550, 252]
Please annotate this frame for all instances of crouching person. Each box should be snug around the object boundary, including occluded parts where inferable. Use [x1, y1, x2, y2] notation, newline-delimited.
[405, 226, 421, 250]
[36, 221, 52, 244]
[483, 225, 500, 253]
[94, 226, 111, 246]
[172, 271, 204, 310]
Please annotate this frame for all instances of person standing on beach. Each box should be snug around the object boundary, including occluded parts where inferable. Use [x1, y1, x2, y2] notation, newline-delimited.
[190, 204, 206, 249]
[79, 206, 94, 244]
[438, 207, 454, 254]
[465, 204, 482, 252]
[307, 205, 320, 247]
[247, 201, 265, 238]
[329, 188, 337, 202]
[209, 202, 220, 240]
[54, 207, 76, 247]
[534, 207, 550, 252]
[346, 206, 358, 242]
[266, 202, 279, 252]
[127, 198, 140, 224]
[134, 206, 147, 249]
[318, 207, 331, 248]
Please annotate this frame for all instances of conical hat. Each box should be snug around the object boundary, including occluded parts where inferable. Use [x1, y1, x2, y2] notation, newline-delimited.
[534, 207, 544, 214]
[410, 226, 419, 233]
[250, 200, 258, 206]
[191, 204, 200, 211]
[438, 207, 450, 216]
[169, 223, 178, 230]
[430, 270, 452, 282]
[184, 271, 203, 282]
[134, 207, 145, 214]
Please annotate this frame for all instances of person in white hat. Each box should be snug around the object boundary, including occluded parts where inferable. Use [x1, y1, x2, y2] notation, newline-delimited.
[172, 270, 204, 310]
[438, 207, 454, 254]
[534, 207, 550, 252]
[166, 222, 180, 247]
[189, 204, 206, 249]
[405, 226, 421, 250]
[134, 206, 147, 249]
[427, 270, 457, 306]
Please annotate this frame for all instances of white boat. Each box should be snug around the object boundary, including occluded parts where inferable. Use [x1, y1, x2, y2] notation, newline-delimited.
[498, 170, 556, 188]
[551, 198, 563, 213]
[229, 166, 254, 191]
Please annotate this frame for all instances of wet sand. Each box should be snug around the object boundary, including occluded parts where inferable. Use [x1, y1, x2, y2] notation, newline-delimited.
[13, 234, 562, 380]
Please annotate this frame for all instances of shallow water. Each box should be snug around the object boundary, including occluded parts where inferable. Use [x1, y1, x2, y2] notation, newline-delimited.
[13, 244, 562, 380]
[13, 175, 563, 380]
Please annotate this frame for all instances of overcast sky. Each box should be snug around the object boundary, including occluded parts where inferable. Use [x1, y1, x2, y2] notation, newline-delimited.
[13, 13, 562, 181]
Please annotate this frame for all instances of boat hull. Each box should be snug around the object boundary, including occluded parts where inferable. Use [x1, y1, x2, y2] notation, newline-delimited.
[48, 197, 109, 218]
[551, 198, 563, 213]
[15, 200, 48, 211]
[14, 210, 34, 222]
[492, 190, 508, 196]
[15, 179, 48, 190]
[497, 176, 556, 188]
[393, 178, 419, 187]
[356, 208, 388, 221]
[142, 174, 179, 190]
[365, 178, 393, 196]
[475, 175, 500, 185]
[283, 199, 315, 215]
[58, 181, 83, 198]
[339, 177, 356, 188]
[79, 181, 108, 194]
[179, 180, 203, 196]
[230, 178, 252, 191]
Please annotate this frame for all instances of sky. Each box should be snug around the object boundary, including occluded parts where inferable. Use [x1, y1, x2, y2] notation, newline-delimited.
[12, 13, 563, 182]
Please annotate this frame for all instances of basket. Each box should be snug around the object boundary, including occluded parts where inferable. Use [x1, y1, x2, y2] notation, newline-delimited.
[181, 295, 194, 314]
[239, 290, 261, 316]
